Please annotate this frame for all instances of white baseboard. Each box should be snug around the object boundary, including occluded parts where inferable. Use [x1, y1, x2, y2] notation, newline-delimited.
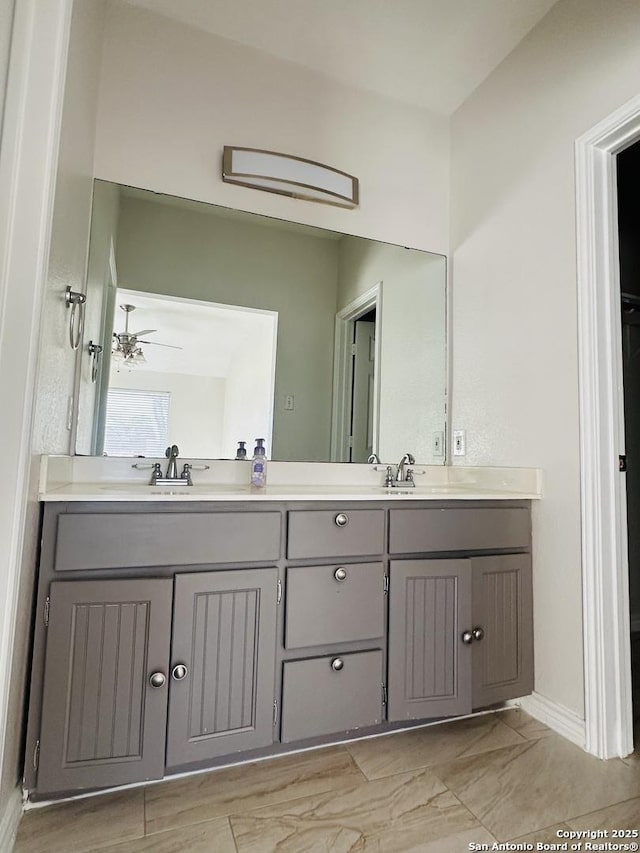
[518, 692, 586, 750]
[0, 786, 23, 853]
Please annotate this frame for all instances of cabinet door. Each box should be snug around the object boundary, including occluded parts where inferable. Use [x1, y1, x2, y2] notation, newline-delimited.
[388, 560, 472, 721]
[166, 568, 278, 767]
[472, 555, 534, 708]
[37, 579, 172, 795]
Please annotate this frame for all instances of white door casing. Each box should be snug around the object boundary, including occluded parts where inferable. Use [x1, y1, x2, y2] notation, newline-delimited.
[576, 93, 640, 759]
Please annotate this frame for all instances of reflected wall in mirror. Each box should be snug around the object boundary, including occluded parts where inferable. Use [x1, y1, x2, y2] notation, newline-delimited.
[76, 181, 447, 463]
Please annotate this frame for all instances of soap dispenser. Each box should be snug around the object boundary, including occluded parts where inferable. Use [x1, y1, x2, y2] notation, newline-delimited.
[250, 438, 267, 487]
[235, 441, 247, 461]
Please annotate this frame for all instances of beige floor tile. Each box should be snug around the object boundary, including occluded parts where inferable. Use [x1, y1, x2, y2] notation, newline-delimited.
[145, 746, 365, 835]
[230, 767, 480, 853]
[499, 708, 554, 740]
[567, 797, 640, 831]
[14, 790, 144, 853]
[87, 817, 237, 853]
[348, 714, 525, 780]
[430, 734, 640, 841]
[509, 823, 572, 844]
[391, 825, 497, 853]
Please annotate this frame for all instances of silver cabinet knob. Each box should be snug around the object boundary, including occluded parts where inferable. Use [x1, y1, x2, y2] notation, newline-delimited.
[334, 567, 347, 581]
[461, 631, 473, 645]
[472, 626, 485, 642]
[331, 657, 344, 671]
[172, 663, 188, 680]
[335, 513, 349, 527]
[149, 671, 166, 688]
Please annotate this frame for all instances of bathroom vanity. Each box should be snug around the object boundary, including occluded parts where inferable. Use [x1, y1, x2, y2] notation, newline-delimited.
[24, 484, 534, 800]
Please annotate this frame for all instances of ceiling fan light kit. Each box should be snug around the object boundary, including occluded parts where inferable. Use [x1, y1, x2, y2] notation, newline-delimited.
[112, 303, 155, 365]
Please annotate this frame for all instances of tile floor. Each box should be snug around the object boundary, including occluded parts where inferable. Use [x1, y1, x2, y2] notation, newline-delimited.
[13, 710, 640, 853]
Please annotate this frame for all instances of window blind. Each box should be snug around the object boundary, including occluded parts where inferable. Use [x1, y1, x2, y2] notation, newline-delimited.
[103, 388, 170, 456]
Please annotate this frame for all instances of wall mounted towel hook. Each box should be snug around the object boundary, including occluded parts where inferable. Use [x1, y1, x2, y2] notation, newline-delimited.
[87, 340, 103, 382]
[65, 286, 87, 350]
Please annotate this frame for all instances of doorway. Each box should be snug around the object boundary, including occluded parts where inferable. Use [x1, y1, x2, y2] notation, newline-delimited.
[331, 283, 382, 462]
[617, 138, 640, 749]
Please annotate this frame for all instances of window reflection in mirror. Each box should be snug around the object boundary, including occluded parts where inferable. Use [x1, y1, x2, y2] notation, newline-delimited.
[76, 181, 447, 464]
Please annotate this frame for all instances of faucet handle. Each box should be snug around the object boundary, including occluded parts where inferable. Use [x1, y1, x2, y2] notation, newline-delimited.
[384, 466, 394, 487]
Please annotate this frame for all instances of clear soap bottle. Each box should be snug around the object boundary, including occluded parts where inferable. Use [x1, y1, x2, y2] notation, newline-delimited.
[250, 438, 267, 487]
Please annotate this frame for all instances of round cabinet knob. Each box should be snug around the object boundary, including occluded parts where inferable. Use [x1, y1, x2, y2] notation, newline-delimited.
[472, 626, 485, 642]
[149, 671, 166, 688]
[331, 657, 344, 671]
[172, 663, 189, 681]
[334, 567, 347, 582]
[461, 631, 474, 645]
[334, 513, 349, 527]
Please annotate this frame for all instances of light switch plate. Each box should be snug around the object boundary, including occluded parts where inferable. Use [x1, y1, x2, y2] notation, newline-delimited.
[284, 394, 295, 411]
[432, 431, 444, 456]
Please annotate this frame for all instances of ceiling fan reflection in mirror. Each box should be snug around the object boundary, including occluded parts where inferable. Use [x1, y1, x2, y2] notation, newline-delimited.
[112, 303, 181, 365]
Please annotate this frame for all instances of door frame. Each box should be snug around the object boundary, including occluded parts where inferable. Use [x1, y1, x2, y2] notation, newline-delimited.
[576, 93, 640, 758]
[330, 282, 382, 462]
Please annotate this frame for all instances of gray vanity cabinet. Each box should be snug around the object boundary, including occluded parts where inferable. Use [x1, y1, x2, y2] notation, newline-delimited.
[27, 498, 534, 800]
[387, 505, 533, 722]
[37, 578, 172, 795]
[281, 650, 384, 742]
[166, 569, 278, 767]
[388, 560, 472, 721]
[34, 567, 278, 794]
[471, 554, 533, 708]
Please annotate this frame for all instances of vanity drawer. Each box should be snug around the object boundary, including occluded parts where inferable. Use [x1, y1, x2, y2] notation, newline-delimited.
[280, 650, 383, 742]
[389, 507, 530, 554]
[53, 511, 282, 571]
[285, 562, 384, 649]
[287, 509, 385, 559]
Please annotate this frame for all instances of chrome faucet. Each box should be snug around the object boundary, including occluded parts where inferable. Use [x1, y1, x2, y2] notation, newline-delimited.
[395, 452, 415, 483]
[165, 444, 179, 479]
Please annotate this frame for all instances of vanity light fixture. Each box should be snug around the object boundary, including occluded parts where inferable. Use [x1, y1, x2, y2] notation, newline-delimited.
[222, 146, 359, 209]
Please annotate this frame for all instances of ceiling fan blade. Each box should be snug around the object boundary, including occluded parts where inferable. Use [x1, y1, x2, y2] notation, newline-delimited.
[138, 340, 183, 350]
[130, 328, 157, 337]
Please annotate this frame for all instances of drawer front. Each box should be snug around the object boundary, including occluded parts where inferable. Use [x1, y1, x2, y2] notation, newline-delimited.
[389, 507, 530, 554]
[281, 650, 383, 743]
[54, 511, 282, 571]
[285, 562, 385, 649]
[287, 509, 385, 559]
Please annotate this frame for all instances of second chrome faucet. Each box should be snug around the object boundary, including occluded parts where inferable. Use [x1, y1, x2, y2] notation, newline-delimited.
[380, 452, 416, 488]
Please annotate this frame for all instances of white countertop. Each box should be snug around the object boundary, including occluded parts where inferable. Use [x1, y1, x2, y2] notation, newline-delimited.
[39, 457, 542, 502]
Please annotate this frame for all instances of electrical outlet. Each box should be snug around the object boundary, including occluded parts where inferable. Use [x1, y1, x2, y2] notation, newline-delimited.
[284, 394, 295, 411]
[432, 431, 444, 457]
[453, 429, 466, 456]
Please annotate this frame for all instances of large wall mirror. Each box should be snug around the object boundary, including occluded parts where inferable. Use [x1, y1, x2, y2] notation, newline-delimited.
[75, 181, 447, 464]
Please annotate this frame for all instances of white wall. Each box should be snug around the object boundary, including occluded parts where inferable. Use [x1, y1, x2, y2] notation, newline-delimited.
[338, 239, 447, 465]
[115, 195, 339, 461]
[450, 0, 640, 717]
[94, 1, 449, 256]
[0, 0, 105, 819]
[31, 2, 106, 454]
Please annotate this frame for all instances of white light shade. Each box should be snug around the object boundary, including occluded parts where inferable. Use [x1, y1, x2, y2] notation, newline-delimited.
[222, 147, 359, 209]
